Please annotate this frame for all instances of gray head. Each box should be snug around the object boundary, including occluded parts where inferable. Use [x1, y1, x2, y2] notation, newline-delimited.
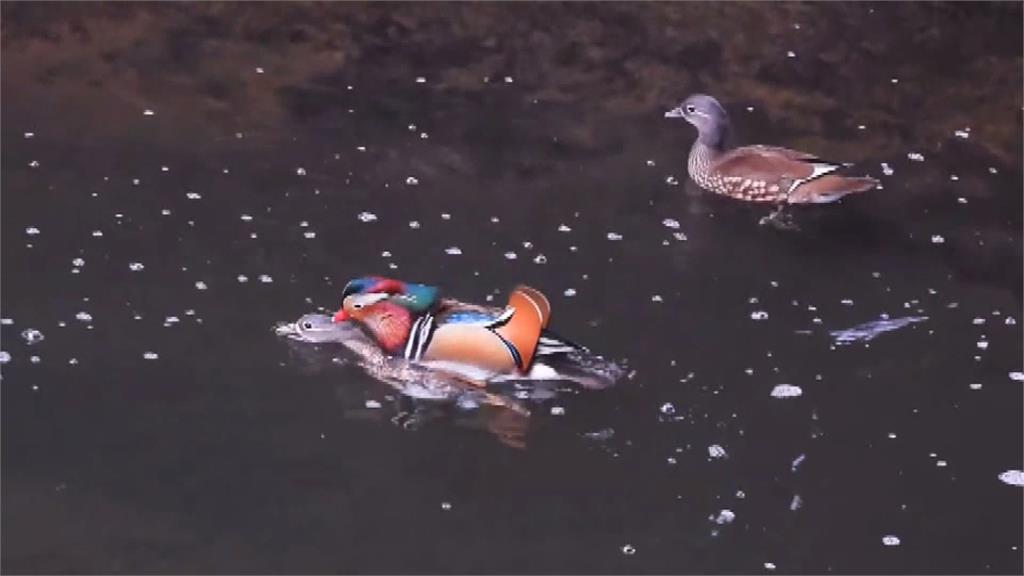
[665, 94, 730, 149]
[275, 313, 364, 343]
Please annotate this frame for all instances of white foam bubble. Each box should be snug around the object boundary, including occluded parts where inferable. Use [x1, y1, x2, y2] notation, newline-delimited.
[998, 470, 1024, 486]
[771, 384, 803, 399]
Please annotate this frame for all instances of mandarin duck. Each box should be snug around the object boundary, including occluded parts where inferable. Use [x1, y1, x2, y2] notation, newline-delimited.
[331, 276, 622, 389]
[276, 313, 531, 417]
[665, 94, 878, 225]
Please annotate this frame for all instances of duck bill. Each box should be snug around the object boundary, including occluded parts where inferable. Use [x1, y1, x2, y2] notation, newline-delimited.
[665, 107, 686, 118]
[332, 308, 349, 323]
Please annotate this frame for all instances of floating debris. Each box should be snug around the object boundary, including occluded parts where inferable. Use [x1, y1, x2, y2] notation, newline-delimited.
[504, 252, 517, 260]
[662, 218, 680, 229]
[907, 152, 925, 162]
[258, 274, 273, 283]
[954, 128, 970, 139]
[21, 328, 44, 344]
[621, 544, 636, 556]
[998, 470, 1024, 487]
[440, 213, 452, 220]
[882, 535, 901, 547]
[357, 212, 378, 223]
[583, 428, 615, 441]
[712, 509, 736, 525]
[764, 562, 777, 571]
[770, 384, 803, 399]
[415, 76, 426, 83]
[72, 258, 85, 267]
[791, 453, 806, 471]
[533, 254, 547, 264]
[25, 226, 40, 236]
[237, 275, 249, 283]
[665, 176, 680, 185]
[440, 501, 452, 510]
[881, 162, 894, 176]
[1010, 372, 1024, 382]
[24, 132, 34, 138]
[74, 311, 92, 323]
[405, 176, 419, 186]
[659, 402, 676, 415]
[651, 295, 663, 303]
[142, 351, 159, 360]
[786, 50, 796, 58]
[195, 281, 208, 291]
[129, 262, 145, 272]
[143, 109, 155, 116]
[606, 232, 623, 241]
[240, 214, 253, 222]
[750, 310, 769, 321]
[303, 231, 316, 239]
[444, 247, 463, 256]
[295, 167, 307, 176]
[830, 316, 927, 345]
[708, 444, 727, 459]
[185, 192, 202, 200]
[550, 406, 565, 416]
[563, 288, 577, 297]
[92, 230, 104, 237]
[365, 400, 382, 409]
[646, 159, 656, 166]
[0, 351, 11, 364]
[408, 220, 421, 229]
[558, 224, 572, 233]
[790, 494, 803, 511]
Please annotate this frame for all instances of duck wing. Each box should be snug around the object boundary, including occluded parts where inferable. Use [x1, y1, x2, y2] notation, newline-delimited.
[712, 146, 875, 203]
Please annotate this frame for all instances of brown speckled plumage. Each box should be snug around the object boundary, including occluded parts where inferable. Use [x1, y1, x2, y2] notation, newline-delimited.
[668, 95, 879, 204]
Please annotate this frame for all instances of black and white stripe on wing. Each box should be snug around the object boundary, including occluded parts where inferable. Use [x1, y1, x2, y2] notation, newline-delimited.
[404, 312, 437, 361]
[536, 330, 585, 356]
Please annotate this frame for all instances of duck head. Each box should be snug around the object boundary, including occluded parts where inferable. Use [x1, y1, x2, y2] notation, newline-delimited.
[333, 276, 439, 322]
[338, 292, 414, 354]
[665, 94, 730, 149]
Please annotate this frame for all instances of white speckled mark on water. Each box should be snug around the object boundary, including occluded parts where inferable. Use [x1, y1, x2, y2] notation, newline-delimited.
[444, 247, 462, 256]
[0, 351, 11, 364]
[708, 444, 727, 459]
[606, 232, 623, 241]
[882, 535, 901, 546]
[21, 329, 44, 344]
[998, 470, 1024, 487]
[712, 509, 736, 525]
[771, 384, 803, 399]
[357, 212, 378, 223]
[143, 352, 159, 360]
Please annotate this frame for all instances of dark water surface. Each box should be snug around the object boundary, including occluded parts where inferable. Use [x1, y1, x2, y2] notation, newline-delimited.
[2, 3, 1022, 573]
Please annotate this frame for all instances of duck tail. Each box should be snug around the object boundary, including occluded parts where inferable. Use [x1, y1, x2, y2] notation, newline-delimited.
[493, 285, 551, 372]
[789, 175, 879, 204]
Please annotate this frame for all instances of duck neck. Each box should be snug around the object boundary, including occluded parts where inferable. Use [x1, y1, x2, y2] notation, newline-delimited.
[688, 139, 722, 180]
[688, 122, 728, 179]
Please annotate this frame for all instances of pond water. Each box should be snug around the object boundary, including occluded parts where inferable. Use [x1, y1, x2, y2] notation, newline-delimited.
[2, 3, 1021, 573]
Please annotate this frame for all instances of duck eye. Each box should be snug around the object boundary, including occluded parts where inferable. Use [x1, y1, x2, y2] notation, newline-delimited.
[302, 322, 313, 330]
[685, 105, 696, 114]
[353, 303, 363, 310]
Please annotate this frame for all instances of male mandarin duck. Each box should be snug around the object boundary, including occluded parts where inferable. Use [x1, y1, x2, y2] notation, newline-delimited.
[332, 276, 581, 380]
[665, 94, 879, 209]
